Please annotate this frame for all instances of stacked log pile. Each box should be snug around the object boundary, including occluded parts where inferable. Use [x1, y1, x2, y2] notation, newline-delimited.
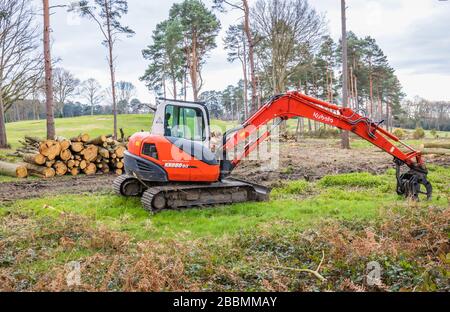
[2, 134, 127, 178]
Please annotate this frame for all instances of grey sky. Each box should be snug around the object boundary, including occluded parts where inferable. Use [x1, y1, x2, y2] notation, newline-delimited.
[42, 0, 450, 103]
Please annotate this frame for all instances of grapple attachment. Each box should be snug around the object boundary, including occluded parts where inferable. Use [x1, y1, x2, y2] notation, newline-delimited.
[395, 160, 432, 201]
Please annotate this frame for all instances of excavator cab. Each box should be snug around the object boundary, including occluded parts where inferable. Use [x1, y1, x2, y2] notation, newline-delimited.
[150, 98, 211, 149]
[124, 99, 221, 185]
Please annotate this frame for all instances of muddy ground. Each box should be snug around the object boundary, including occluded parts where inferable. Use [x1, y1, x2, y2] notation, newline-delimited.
[0, 139, 448, 202]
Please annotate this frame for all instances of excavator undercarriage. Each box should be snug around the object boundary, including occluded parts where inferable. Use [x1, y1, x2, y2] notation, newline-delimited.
[113, 174, 269, 212]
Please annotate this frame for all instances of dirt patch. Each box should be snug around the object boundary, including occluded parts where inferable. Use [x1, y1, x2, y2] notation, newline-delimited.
[231, 139, 449, 187]
[0, 174, 116, 203]
[1, 139, 448, 201]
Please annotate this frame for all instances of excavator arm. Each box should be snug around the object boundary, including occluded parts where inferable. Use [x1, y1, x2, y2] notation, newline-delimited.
[220, 91, 432, 200]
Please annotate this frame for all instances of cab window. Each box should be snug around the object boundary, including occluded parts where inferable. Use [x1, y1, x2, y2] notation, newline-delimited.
[164, 105, 205, 141]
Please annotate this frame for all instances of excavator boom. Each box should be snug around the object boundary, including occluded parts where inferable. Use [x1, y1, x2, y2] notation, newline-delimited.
[221, 91, 424, 173]
[220, 91, 431, 201]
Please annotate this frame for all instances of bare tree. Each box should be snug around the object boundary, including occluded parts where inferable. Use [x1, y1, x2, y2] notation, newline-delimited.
[70, 0, 134, 138]
[53, 68, 80, 117]
[115, 80, 135, 114]
[340, 0, 350, 149]
[80, 78, 103, 115]
[43, 0, 55, 140]
[214, 0, 258, 112]
[224, 24, 249, 119]
[0, 0, 43, 147]
[251, 0, 326, 94]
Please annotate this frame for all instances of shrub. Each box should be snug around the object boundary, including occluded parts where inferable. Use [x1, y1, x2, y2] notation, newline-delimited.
[430, 129, 438, 139]
[392, 128, 405, 139]
[413, 127, 425, 139]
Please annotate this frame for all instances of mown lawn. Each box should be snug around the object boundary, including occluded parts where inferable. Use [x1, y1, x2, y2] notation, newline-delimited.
[4, 114, 233, 149]
[0, 167, 448, 291]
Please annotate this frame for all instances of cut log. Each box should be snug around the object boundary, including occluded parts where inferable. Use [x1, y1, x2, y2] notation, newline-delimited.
[102, 166, 110, 174]
[0, 160, 28, 178]
[56, 137, 71, 150]
[80, 144, 98, 162]
[79, 160, 87, 170]
[45, 159, 56, 168]
[67, 159, 76, 169]
[87, 135, 107, 145]
[115, 160, 124, 169]
[53, 161, 68, 176]
[70, 167, 80, 176]
[74, 160, 80, 167]
[24, 136, 43, 144]
[17, 147, 38, 154]
[80, 133, 90, 142]
[423, 142, 450, 149]
[70, 135, 81, 142]
[39, 140, 61, 160]
[70, 133, 89, 142]
[23, 163, 55, 178]
[114, 146, 126, 158]
[98, 147, 110, 159]
[70, 142, 84, 153]
[83, 162, 97, 175]
[23, 153, 46, 166]
[115, 169, 123, 175]
[60, 149, 72, 161]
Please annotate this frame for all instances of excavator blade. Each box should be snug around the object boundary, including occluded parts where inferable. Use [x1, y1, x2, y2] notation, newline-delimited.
[139, 178, 270, 213]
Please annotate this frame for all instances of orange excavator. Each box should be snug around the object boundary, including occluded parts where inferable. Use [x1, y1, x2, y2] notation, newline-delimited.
[114, 91, 432, 212]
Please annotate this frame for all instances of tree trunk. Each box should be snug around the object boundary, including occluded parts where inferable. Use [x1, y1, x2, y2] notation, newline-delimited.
[172, 77, 177, 100]
[369, 61, 374, 118]
[0, 92, 7, 148]
[105, 0, 117, 139]
[190, 31, 199, 101]
[243, 0, 258, 112]
[43, 0, 55, 140]
[340, 0, 350, 149]
[241, 28, 249, 120]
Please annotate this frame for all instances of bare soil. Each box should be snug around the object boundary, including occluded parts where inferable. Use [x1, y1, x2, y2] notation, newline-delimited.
[231, 139, 450, 187]
[0, 174, 115, 203]
[0, 139, 448, 202]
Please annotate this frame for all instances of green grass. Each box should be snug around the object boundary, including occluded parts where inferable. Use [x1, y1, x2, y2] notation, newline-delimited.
[2, 169, 448, 242]
[4, 114, 234, 149]
[1, 168, 449, 291]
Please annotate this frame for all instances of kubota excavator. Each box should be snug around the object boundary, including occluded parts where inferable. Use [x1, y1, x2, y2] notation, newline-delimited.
[113, 91, 432, 212]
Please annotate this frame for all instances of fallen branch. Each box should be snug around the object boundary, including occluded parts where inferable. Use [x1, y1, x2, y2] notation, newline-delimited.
[272, 251, 326, 282]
